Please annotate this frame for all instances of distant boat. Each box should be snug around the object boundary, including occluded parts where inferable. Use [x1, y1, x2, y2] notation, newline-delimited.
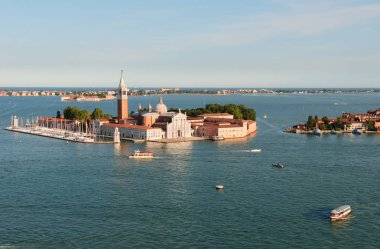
[251, 148, 262, 153]
[313, 128, 322, 136]
[272, 163, 284, 168]
[330, 205, 351, 221]
[128, 149, 153, 159]
[330, 130, 337, 135]
[215, 185, 224, 190]
[352, 128, 362, 135]
[263, 114, 267, 119]
[211, 136, 224, 141]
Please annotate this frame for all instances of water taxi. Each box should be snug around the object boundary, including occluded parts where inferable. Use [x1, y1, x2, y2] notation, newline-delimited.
[251, 148, 262, 153]
[330, 205, 351, 221]
[128, 149, 153, 159]
[272, 163, 284, 168]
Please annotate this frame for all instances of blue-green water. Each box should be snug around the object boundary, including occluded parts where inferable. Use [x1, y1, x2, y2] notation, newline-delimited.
[0, 94, 379, 248]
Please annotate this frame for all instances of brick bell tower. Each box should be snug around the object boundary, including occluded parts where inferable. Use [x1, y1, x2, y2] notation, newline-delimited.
[117, 70, 128, 120]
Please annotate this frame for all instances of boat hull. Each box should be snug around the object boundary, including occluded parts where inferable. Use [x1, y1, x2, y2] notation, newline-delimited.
[128, 155, 153, 159]
[330, 206, 352, 221]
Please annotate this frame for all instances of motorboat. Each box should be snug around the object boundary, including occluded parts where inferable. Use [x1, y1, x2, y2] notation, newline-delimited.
[215, 185, 224, 190]
[211, 136, 224, 141]
[272, 163, 284, 168]
[313, 128, 322, 136]
[330, 205, 351, 221]
[251, 148, 262, 153]
[352, 128, 362, 135]
[330, 130, 337, 135]
[128, 149, 153, 159]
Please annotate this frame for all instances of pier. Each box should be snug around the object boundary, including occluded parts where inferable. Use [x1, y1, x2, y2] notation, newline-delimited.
[5, 115, 114, 144]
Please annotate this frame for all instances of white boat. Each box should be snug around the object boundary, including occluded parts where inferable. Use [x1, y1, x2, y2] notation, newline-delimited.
[313, 128, 322, 136]
[128, 149, 153, 159]
[330, 205, 351, 221]
[215, 185, 224, 190]
[272, 163, 284, 168]
[211, 136, 224, 141]
[330, 129, 337, 135]
[263, 114, 267, 119]
[251, 148, 262, 153]
[353, 128, 362, 135]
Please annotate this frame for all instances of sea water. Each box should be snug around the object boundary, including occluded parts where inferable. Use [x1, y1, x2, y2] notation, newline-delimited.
[0, 93, 379, 248]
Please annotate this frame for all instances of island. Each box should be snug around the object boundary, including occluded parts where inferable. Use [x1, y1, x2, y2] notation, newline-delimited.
[286, 108, 380, 134]
[5, 71, 257, 143]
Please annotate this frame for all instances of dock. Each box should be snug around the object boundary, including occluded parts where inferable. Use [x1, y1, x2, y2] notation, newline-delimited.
[5, 126, 114, 144]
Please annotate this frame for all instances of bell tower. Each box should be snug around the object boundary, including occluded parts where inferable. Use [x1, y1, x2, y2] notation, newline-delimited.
[117, 70, 128, 120]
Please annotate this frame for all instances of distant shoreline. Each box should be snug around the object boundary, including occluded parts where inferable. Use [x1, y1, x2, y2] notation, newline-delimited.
[1, 88, 380, 98]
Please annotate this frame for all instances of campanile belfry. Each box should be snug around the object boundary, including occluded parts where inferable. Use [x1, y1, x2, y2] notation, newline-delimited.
[117, 70, 128, 120]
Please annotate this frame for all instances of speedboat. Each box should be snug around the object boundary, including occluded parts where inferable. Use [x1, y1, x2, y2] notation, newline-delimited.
[272, 163, 284, 168]
[215, 185, 224, 190]
[330, 205, 351, 221]
[251, 148, 262, 153]
[128, 149, 153, 159]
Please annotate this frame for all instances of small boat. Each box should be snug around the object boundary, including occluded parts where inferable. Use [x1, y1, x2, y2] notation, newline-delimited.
[250, 148, 262, 153]
[313, 128, 322, 136]
[272, 163, 284, 168]
[128, 149, 153, 159]
[330, 129, 337, 135]
[211, 136, 224, 141]
[263, 114, 267, 119]
[330, 205, 351, 221]
[352, 128, 362, 135]
[215, 185, 224, 190]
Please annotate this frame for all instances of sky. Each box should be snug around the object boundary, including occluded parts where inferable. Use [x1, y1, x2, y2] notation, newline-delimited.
[0, 0, 379, 88]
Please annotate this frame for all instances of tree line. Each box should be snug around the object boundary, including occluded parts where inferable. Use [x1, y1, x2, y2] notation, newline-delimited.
[61, 106, 112, 120]
[305, 115, 377, 131]
[169, 103, 256, 120]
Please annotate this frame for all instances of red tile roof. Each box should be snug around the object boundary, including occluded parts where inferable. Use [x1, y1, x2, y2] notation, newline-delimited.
[103, 123, 160, 130]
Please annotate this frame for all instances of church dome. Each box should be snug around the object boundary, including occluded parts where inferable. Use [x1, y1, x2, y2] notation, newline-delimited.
[155, 96, 167, 114]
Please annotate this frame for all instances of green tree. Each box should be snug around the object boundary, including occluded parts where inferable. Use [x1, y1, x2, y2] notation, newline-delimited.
[322, 116, 329, 126]
[306, 116, 314, 130]
[63, 106, 81, 119]
[78, 109, 90, 121]
[333, 116, 344, 130]
[365, 120, 376, 131]
[91, 107, 105, 120]
[56, 110, 61, 118]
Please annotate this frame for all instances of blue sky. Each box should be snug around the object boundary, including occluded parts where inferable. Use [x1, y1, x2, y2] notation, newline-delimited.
[0, 0, 379, 88]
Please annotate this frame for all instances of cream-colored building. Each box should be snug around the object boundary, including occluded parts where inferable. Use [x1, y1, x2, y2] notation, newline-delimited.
[193, 117, 257, 139]
[153, 112, 192, 139]
[100, 123, 162, 140]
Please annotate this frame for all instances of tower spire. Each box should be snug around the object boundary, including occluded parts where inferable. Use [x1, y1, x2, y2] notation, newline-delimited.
[117, 70, 128, 120]
[119, 70, 126, 88]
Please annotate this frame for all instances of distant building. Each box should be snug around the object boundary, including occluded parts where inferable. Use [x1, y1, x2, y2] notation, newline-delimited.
[117, 70, 128, 121]
[153, 111, 192, 139]
[193, 116, 256, 139]
[199, 113, 233, 119]
[100, 123, 162, 141]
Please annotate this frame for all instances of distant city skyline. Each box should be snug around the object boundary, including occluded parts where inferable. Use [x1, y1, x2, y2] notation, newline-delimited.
[1, 0, 379, 88]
